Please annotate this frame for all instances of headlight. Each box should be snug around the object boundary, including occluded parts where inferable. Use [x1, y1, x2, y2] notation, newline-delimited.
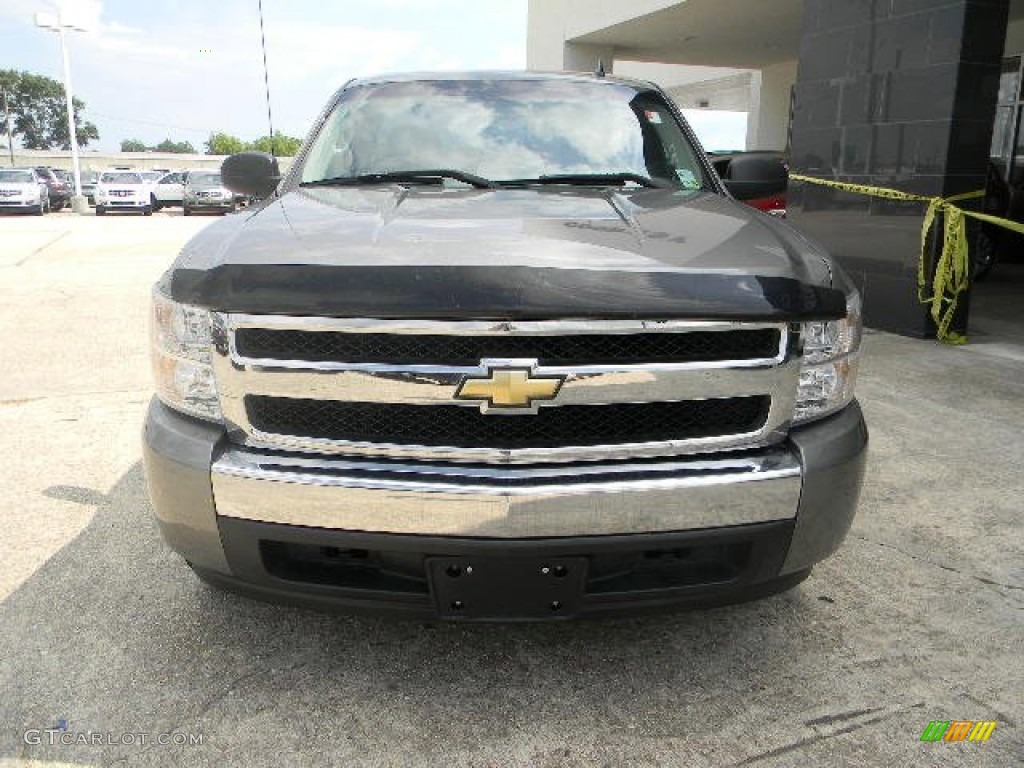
[794, 288, 862, 424]
[150, 289, 222, 421]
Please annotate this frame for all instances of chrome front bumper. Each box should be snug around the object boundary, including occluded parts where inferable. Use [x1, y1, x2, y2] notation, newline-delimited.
[210, 447, 802, 538]
[143, 398, 867, 616]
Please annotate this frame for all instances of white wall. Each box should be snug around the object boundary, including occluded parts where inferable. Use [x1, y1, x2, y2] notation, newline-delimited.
[746, 60, 797, 151]
[665, 72, 753, 111]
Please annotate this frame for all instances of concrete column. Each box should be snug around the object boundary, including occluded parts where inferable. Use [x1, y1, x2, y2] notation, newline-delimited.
[526, 0, 615, 72]
[746, 61, 798, 151]
[787, 0, 1009, 337]
[562, 43, 616, 74]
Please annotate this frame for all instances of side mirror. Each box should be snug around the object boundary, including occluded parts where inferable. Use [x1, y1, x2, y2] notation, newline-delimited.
[724, 178, 787, 201]
[221, 152, 281, 198]
[722, 154, 787, 201]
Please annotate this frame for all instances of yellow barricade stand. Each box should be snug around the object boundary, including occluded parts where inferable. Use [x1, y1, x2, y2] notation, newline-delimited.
[789, 173, 1024, 344]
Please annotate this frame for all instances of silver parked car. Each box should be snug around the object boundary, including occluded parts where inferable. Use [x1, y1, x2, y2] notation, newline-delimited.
[0, 168, 50, 214]
[80, 170, 100, 205]
[183, 171, 237, 215]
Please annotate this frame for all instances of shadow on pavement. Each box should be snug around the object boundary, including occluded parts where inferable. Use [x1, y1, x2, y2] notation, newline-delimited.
[0, 462, 863, 767]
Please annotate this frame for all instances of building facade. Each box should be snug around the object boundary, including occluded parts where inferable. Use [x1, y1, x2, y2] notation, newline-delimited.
[528, 0, 1023, 338]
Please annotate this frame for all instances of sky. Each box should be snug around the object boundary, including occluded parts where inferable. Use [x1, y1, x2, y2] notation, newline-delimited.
[0, 0, 528, 152]
[0, 0, 749, 154]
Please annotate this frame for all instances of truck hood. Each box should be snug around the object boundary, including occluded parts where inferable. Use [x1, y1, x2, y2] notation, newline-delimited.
[169, 186, 843, 320]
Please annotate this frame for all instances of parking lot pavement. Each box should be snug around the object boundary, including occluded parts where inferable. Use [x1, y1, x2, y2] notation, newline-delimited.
[0, 211, 1021, 767]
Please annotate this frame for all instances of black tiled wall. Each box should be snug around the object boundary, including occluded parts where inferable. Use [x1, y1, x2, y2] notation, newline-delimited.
[788, 0, 1009, 336]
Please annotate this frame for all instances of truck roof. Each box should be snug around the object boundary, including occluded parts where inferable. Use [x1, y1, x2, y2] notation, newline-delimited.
[345, 70, 657, 92]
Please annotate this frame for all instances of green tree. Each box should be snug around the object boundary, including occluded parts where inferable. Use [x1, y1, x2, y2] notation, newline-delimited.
[154, 138, 196, 154]
[0, 69, 99, 149]
[204, 132, 246, 155]
[120, 138, 147, 152]
[247, 131, 302, 156]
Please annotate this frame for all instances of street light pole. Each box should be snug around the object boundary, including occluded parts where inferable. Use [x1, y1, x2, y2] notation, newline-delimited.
[57, 23, 82, 199]
[2, 89, 14, 166]
[35, 11, 88, 213]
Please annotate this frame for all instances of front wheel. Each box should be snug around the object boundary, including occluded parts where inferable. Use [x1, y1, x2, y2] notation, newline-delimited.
[151, 195, 161, 212]
[183, 205, 192, 216]
[95, 206, 106, 216]
[143, 206, 153, 216]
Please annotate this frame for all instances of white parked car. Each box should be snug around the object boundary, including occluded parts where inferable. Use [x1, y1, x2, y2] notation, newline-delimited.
[95, 171, 154, 216]
[151, 171, 187, 210]
[0, 168, 49, 214]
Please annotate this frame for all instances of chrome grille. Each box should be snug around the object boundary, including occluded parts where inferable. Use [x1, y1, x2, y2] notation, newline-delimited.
[212, 315, 799, 464]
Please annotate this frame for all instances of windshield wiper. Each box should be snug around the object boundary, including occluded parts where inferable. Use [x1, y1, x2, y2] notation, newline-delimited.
[301, 170, 497, 189]
[504, 173, 673, 189]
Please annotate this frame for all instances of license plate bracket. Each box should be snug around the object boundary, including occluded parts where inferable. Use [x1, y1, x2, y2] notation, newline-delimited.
[427, 556, 588, 620]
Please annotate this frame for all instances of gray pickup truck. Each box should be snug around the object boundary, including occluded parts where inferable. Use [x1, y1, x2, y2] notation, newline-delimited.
[143, 72, 867, 621]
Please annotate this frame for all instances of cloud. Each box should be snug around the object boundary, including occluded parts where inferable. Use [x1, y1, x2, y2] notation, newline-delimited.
[54, 0, 103, 30]
[303, 81, 649, 182]
[0, 0, 105, 32]
[3, 0, 529, 150]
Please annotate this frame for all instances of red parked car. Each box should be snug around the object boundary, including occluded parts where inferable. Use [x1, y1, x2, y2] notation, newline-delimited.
[32, 167, 71, 211]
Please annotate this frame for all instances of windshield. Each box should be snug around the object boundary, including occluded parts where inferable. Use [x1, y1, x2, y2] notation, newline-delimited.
[140, 171, 163, 182]
[300, 79, 709, 188]
[101, 172, 143, 184]
[189, 173, 222, 188]
[81, 171, 99, 183]
[0, 170, 34, 183]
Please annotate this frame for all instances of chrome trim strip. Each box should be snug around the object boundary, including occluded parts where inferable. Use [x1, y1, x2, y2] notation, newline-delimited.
[225, 316, 789, 371]
[226, 314, 789, 339]
[212, 313, 799, 464]
[221, 361, 796, 406]
[211, 447, 802, 537]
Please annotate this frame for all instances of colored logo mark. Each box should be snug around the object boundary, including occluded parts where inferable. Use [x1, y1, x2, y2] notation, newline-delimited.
[920, 720, 997, 742]
[455, 365, 563, 412]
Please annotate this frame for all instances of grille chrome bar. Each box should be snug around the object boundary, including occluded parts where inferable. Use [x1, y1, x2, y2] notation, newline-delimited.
[212, 314, 799, 464]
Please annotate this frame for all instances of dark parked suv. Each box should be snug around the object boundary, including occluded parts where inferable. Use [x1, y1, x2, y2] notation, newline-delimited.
[143, 72, 867, 621]
[33, 167, 70, 211]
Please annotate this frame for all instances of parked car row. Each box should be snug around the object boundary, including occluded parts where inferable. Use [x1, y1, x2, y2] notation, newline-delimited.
[97, 168, 243, 216]
[0, 165, 244, 217]
[0, 166, 80, 213]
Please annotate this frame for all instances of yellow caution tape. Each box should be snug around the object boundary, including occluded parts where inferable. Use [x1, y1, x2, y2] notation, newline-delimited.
[789, 174, 1024, 344]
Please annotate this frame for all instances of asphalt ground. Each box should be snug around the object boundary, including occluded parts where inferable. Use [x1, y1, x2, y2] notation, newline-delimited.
[0, 207, 1021, 767]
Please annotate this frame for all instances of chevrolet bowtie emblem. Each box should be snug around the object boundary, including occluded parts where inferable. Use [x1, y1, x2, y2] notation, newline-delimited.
[455, 364, 564, 413]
